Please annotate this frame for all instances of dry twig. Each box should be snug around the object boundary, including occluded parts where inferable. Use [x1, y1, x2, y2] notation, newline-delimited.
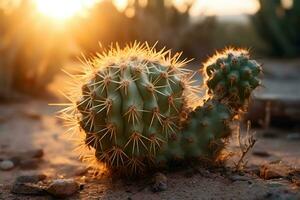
[234, 121, 256, 171]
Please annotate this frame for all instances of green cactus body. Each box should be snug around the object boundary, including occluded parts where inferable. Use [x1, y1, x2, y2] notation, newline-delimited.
[62, 44, 261, 174]
[157, 99, 232, 165]
[203, 49, 262, 110]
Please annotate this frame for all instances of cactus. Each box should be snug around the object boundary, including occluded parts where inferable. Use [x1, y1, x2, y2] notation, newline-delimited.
[203, 49, 262, 110]
[61, 43, 262, 174]
[253, 0, 300, 57]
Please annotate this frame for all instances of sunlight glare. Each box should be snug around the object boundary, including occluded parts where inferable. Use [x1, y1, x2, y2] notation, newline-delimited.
[34, 0, 97, 21]
[113, 0, 128, 11]
[190, 0, 260, 16]
[111, 0, 260, 16]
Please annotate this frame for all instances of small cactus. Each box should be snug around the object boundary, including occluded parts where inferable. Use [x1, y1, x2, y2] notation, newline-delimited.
[203, 49, 262, 110]
[61, 43, 262, 174]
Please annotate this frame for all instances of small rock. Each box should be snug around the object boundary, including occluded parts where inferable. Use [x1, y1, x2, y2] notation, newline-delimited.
[0, 160, 14, 171]
[260, 165, 289, 180]
[230, 175, 252, 182]
[252, 150, 271, 157]
[152, 173, 167, 192]
[73, 166, 88, 176]
[16, 174, 47, 183]
[9, 149, 44, 166]
[11, 182, 46, 195]
[287, 132, 300, 140]
[46, 179, 79, 198]
[20, 158, 40, 169]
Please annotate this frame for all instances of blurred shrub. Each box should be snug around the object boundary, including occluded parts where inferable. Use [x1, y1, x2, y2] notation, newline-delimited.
[72, 0, 217, 59]
[253, 0, 300, 57]
[71, 1, 131, 53]
[212, 19, 269, 57]
[0, 1, 72, 100]
[0, 0, 269, 100]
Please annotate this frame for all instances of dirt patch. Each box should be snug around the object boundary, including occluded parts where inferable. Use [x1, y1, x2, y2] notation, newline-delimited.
[0, 100, 299, 199]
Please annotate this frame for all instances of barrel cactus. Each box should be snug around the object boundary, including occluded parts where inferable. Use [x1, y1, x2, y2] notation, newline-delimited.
[61, 43, 262, 174]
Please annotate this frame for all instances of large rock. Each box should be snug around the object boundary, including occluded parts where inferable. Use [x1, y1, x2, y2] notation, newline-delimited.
[46, 179, 79, 198]
[260, 164, 290, 180]
[10, 173, 47, 195]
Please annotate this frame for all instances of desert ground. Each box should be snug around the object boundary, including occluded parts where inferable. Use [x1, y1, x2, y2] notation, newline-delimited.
[1, 59, 300, 200]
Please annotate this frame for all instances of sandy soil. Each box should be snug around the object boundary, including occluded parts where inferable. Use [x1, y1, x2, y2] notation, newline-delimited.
[1, 59, 300, 199]
[0, 100, 300, 200]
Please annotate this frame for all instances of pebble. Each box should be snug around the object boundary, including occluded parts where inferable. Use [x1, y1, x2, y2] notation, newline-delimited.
[152, 173, 168, 192]
[260, 164, 289, 180]
[46, 179, 79, 198]
[0, 160, 14, 171]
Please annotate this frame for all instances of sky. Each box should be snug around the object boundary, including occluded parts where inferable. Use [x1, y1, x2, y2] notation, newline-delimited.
[111, 0, 260, 16]
[0, 0, 262, 21]
[189, 0, 260, 16]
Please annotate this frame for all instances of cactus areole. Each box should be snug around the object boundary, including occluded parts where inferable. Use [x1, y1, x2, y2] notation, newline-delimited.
[61, 43, 262, 174]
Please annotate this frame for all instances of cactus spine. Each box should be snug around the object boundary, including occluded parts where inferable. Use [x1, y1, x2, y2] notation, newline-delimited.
[61, 43, 262, 174]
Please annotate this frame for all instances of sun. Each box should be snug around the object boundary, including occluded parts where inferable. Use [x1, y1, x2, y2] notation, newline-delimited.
[34, 0, 97, 21]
